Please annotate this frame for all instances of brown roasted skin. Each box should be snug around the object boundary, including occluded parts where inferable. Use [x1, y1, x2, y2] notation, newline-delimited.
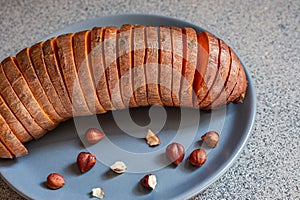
[0, 25, 247, 158]
[132, 25, 148, 107]
[159, 26, 173, 106]
[30, 42, 71, 119]
[118, 24, 139, 107]
[145, 26, 163, 106]
[0, 140, 13, 159]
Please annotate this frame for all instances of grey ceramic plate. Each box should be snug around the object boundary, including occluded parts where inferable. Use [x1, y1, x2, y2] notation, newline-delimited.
[0, 14, 256, 200]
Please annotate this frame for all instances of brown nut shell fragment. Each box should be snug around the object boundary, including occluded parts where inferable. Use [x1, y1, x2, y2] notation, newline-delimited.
[140, 174, 157, 190]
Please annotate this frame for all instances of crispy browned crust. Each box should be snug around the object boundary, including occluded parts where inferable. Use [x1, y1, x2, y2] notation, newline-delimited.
[30, 42, 70, 120]
[132, 25, 148, 107]
[144, 26, 162, 106]
[2, 57, 57, 131]
[159, 26, 173, 107]
[43, 38, 73, 117]
[0, 94, 32, 143]
[170, 27, 183, 107]
[90, 27, 114, 111]
[103, 26, 125, 109]
[204, 39, 232, 109]
[0, 140, 13, 159]
[17, 47, 63, 123]
[0, 114, 28, 157]
[73, 30, 106, 114]
[0, 63, 46, 139]
[196, 32, 219, 109]
[180, 28, 197, 108]
[56, 34, 92, 116]
[201, 36, 231, 109]
[228, 48, 247, 103]
[118, 24, 139, 108]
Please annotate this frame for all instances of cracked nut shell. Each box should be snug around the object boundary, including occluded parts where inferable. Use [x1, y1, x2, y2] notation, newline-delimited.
[140, 174, 157, 190]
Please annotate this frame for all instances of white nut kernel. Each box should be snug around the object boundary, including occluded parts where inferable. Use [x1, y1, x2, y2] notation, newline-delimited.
[145, 129, 161, 147]
[141, 174, 157, 190]
[110, 161, 127, 174]
[92, 187, 104, 199]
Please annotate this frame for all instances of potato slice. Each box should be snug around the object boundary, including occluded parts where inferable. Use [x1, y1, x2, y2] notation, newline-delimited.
[170, 27, 183, 107]
[42, 38, 73, 117]
[3, 56, 57, 131]
[132, 25, 148, 107]
[90, 27, 114, 111]
[159, 26, 173, 106]
[30, 42, 71, 120]
[16, 47, 63, 123]
[0, 140, 13, 159]
[103, 26, 125, 109]
[204, 39, 232, 109]
[56, 34, 92, 116]
[0, 63, 46, 139]
[201, 37, 232, 109]
[196, 32, 219, 109]
[0, 114, 28, 157]
[145, 26, 162, 106]
[0, 94, 32, 142]
[73, 30, 106, 114]
[180, 28, 197, 108]
[118, 24, 139, 108]
[228, 48, 247, 103]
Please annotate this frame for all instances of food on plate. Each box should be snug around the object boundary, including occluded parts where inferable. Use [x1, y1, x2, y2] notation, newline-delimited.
[0, 24, 247, 158]
[110, 161, 127, 174]
[201, 131, 219, 148]
[140, 174, 157, 190]
[46, 173, 65, 190]
[77, 152, 97, 173]
[166, 142, 185, 166]
[85, 128, 106, 144]
[91, 187, 105, 199]
[145, 129, 161, 147]
[188, 148, 207, 167]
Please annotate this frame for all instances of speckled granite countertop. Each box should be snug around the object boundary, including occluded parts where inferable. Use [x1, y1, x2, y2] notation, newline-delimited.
[0, 0, 299, 199]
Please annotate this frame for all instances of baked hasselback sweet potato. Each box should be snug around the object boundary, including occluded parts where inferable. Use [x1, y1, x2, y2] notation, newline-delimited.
[0, 24, 247, 158]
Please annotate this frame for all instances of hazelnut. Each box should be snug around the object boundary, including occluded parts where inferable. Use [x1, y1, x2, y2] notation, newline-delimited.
[201, 131, 219, 148]
[77, 152, 96, 173]
[166, 143, 185, 166]
[92, 187, 104, 199]
[46, 173, 65, 190]
[188, 148, 206, 167]
[110, 161, 127, 174]
[145, 129, 161, 147]
[140, 174, 157, 190]
[86, 128, 105, 144]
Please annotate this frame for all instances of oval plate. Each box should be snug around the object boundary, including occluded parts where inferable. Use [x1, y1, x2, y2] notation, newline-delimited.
[0, 14, 256, 200]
